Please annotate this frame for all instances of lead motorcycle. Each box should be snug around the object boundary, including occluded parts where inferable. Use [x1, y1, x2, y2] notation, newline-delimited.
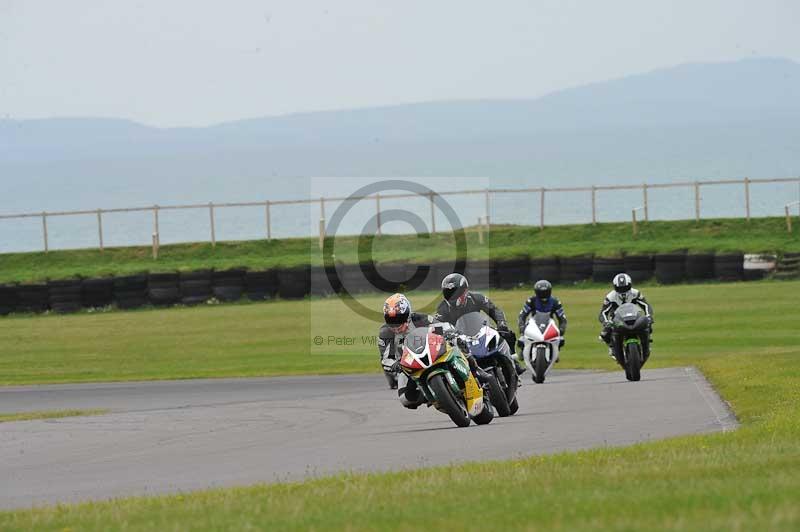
[455, 312, 519, 416]
[520, 311, 562, 383]
[609, 302, 651, 381]
[399, 324, 494, 427]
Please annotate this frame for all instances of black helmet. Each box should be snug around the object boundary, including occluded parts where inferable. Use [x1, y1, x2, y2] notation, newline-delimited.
[383, 293, 411, 330]
[534, 279, 552, 301]
[613, 273, 632, 293]
[441, 273, 469, 307]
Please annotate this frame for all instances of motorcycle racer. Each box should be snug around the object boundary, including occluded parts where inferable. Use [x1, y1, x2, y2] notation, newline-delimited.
[434, 273, 524, 374]
[598, 273, 654, 357]
[517, 279, 568, 357]
[378, 293, 431, 407]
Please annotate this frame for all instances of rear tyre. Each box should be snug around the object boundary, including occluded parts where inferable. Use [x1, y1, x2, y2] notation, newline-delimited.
[533, 345, 547, 384]
[508, 396, 519, 415]
[487, 371, 511, 417]
[626, 343, 642, 382]
[428, 373, 471, 427]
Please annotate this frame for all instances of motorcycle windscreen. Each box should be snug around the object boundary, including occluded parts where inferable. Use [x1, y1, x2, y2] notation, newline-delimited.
[455, 311, 485, 336]
[404, 327, 430, 355]
[614, 303, 644, 327]
[532, 311, 552, 331]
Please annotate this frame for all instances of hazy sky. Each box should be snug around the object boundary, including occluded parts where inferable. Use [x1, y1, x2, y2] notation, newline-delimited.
[2, 0, 799, 127]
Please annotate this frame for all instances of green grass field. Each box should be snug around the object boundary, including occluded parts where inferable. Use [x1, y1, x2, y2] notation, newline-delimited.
[0, 409, 108, 423]
[0, 216, 797, 283]
[1, 281, 798, 530]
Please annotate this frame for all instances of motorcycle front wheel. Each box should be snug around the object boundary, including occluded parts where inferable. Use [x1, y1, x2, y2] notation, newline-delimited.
[533, 345, 548, 383]
[487, 369, 511, 417]
[625, 342, 642, 382]
[428, 373, 471, 427]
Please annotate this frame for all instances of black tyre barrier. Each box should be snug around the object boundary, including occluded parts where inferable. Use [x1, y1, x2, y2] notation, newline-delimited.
[310, 266, 335, 297]
[212, 269, 246, 302]
[744, 269, 767, 281]
[714, 253, 744, 282]
[427, 262, 455, 291]
[148, 272, 180, 306]
[278, 266, 310, 299]
[245, 270, 278, 301]
[461, 259, 492, 290]
[113, 275, 148, 309]
[623, 255, 654, 283]
[592, 257, 625, 284]
[82, 278, 114, 308]
[370, 263, 407, 294]
[48, 279, 83, 314]
[655, 253, 687, 284]
[17, 284, 50, 313]
[493, 257, 530, 289]
[179, 270, 212, 305]
[685, 254, 715, 281]
[0, 285, 18, 316]
[338, 263, 375, 294]
[560, 256, 594, 283]
[529, 257, 560, 285]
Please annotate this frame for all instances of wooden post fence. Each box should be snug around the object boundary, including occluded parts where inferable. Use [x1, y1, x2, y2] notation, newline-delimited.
[265, 200, 272, 240]
[97, 209, 104, 251]
[41, 212, 48, 253]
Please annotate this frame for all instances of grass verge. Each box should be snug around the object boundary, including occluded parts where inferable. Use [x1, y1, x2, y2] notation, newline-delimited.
[0, 216, 797, 283]
[0, 282, 798, 529]
[0, 409, 108, 423]
[0, 280, 797, 385]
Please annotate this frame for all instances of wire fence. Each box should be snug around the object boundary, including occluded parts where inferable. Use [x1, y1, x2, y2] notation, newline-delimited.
[1, 176, 799, 254]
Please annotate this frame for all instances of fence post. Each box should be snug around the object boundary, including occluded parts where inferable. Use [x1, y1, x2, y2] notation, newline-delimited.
[744, 177, 751, 221]
[787, 205, 793, 233]
[265, 200, 272, 240]
[477, 217, 484, 244]
[209, 202, 216, 248]
[484, 188, 490, 226]
[319, 218, 325, 249]
[591, 185, 597, 225]
[643, 183, 649, 221]
[152, 233, 159, 259]
[540, 188, 546, 229]
[97, 209, 104, 251]
[429, 191, 436, 234]
[632, 208, 638, 236]
[694, 182, 701, 222]
[376, 193, 382, 236]
[153, 205, 160, 239]
[41, 212, 49, 253]
[320, 197, 325, 221]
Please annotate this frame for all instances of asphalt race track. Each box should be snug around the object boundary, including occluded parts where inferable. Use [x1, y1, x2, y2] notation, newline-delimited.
[0, 368, 737, 509]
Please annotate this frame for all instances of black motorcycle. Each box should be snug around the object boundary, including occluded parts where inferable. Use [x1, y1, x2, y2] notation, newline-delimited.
[610, 303, 652, 382]
[455, 312, 519, 416]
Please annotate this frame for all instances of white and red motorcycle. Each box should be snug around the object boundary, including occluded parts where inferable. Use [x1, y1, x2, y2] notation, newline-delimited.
[521, 311, 562, 383]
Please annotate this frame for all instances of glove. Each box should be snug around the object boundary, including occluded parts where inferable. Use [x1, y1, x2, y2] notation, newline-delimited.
[559, 338, 565, 348]
[456, 335, 470, 353]
[646, 316, 654, 326]
[516, 338, 524, 350]
[381, 357, 399, 373]
[497, 322, 510, 332]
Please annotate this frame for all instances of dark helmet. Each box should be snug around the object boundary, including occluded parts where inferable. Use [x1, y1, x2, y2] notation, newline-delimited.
[441, 273, 469, 307]
[613, 273, 632, 294]
[533, 280, 552, 302]
[383, 293, 411, 331]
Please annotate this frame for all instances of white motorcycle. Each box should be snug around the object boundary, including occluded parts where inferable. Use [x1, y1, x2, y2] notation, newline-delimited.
[521, 311, 562, 383]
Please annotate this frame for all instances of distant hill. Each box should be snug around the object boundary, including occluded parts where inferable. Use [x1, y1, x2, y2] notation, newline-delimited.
[1, 57, 799, 211]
